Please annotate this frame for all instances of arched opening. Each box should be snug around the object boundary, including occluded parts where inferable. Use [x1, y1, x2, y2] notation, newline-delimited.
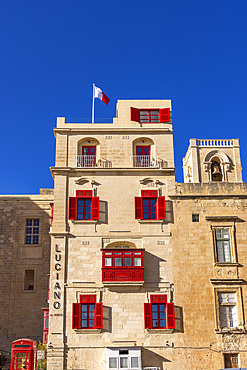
[211, 158, 223, 182]
[203, 151, 232, 182]
[104, 241, 137, 249]
[132, 137, 157, 167]
[77, 137, 100, 167]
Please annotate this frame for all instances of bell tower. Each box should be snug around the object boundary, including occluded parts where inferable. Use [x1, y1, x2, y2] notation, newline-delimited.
[183, 138, 243, 183]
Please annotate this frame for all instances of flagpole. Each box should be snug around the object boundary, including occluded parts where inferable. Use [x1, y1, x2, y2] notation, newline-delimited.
[92, 83, 95, 124]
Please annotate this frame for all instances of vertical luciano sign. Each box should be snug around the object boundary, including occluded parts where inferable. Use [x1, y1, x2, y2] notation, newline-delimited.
[54, 244, 62, 309]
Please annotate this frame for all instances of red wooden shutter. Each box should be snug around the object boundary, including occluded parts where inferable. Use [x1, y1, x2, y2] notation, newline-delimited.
[80, 295, 96, 303]
[131, 107, 140, 122]
[158, 196, 166, 219]
[144, 303, 152, 329]
[72, 303, 81, 329]
[150, 295, 167, 303]
[160, 108, 170, 122]
[141, 190, 158, 197]
[91, 197, 99, 220]
[69, 197, 77, 220]
[166, 302, 175, 329]
[95, 303, 103, 329]
[76, 190, 93, 197]
[135, 197, 142, 219]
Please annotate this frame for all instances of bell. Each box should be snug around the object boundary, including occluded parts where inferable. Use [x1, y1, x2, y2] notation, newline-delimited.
[212, 162, 221, 174]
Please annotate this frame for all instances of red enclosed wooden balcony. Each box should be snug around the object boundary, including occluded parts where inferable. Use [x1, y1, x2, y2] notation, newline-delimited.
[102, 249, 144, 286]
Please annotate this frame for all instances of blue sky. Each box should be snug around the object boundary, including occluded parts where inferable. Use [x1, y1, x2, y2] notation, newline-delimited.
[0, 0, 246, 193]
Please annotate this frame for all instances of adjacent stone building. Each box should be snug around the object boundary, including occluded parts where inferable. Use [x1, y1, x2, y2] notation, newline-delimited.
[1, 99, 247, 370]
[0, 191, 53, 354]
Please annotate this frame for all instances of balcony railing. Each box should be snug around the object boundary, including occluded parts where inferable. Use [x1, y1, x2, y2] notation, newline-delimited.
[75, 155, 99, 167]
[131, 155, 159, 168]
[196, 139, 233, 147]
[75, 155, 112, 168]
[74, 155, 165, 168]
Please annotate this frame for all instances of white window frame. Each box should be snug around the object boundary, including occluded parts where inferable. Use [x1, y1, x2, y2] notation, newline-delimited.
[218, 292, 238, 328]
[107, 347, 141, 370]
[213, 286, 245, 333]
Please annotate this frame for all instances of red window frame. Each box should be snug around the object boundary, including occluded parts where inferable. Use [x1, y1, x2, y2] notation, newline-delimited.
[81, 146, 96, 167]
[102, 249, 144, 268]
[50, 203, 54, 227]
[135, 190, 166, 220]
[135, 146, 151, 167]
[144, 295, 175, 329]
[136, 146, 150, 156]
[72, 295, 103, 330]
[131, 107, 170, 123]
[42, 308, 49, 344]
[102, 249, 144, 282]
[69, 190, 99, 220]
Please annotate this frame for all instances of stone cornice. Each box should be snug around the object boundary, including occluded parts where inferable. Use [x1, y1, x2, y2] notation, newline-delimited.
[54, 127, 172, 134]
[210, 278, 243, 285]
[206, 216, 239, 221]
[50, 167, 175, 176]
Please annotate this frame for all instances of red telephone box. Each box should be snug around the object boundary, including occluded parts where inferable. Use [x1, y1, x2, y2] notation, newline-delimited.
[10, 339, 37, 370]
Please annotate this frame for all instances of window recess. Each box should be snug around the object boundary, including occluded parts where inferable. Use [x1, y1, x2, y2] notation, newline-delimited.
[144, 295, 175, 329]
[218, 292, 238, 329]
[72, 295, 103, 330]
[107, 347, 142, 370]
[24, 270, 35, 291]
[131, 107, 170, 123]
[135, 190, 166, 220]
[77, 145, 97, 167]
[211, 226, 237, 264]
[69, 190, 99, 221]
[102, 249, 144, 284]
[224, 353, 239, 368]
[211, 284, 245, 334]
[25, 219, 39, 245]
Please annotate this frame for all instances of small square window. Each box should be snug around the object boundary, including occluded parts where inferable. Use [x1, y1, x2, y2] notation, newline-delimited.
[109, 357, 118, 369]
[104, 258, 112, 267]
[192, 214, 199, 222]
[131, 357, 139, 368]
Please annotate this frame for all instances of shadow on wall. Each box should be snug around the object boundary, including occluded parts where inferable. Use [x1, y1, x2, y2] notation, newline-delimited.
[103, 306, 112, 333]
[98, 200, 108, 224]
[142, 348, 171, 369]
[174, 305, 184, 333]
[165, 200, 174, 224]
[144, 252, 166, 284]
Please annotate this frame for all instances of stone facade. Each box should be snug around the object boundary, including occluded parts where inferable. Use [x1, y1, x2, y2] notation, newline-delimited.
[0, 192, 53, 355]
[1, 99, 247, 370]
[46, 100, 247, 370]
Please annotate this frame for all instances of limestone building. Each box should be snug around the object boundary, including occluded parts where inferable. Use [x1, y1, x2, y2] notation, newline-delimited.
[0, 190, 53, 354]
[1, 99, 247, 370]
[47, 100, 247, 370]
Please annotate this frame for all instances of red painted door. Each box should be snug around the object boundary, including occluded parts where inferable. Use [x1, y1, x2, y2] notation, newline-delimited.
[136, 146, 150, 167]
[82, 146, 96, 167]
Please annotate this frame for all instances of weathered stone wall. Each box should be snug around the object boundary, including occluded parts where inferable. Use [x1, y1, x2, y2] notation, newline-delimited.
[0, 193, 53, 353]
[169, 182, 247, 369]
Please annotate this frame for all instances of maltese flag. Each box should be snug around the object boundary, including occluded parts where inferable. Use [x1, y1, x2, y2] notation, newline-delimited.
[93, 85, 110, 105]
